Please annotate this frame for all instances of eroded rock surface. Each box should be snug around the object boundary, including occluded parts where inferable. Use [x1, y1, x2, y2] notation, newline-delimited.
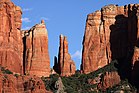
[81, 4, 139, 74]
[0, 71, 52, 93]
[0, 0, 23, 74]
[98, 72, 121, 90]
[23, 20, 50, 77]
[55, 77, 66, 93]
[53, 35, 76, 76]
[131, 47, 139, 88]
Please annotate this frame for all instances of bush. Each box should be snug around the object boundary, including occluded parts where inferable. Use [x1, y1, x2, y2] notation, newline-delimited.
[41, 74, 59, 92]
[106, 79, 137, 92]
[14, 73, 20, 77]
[1, 68, 13, 74]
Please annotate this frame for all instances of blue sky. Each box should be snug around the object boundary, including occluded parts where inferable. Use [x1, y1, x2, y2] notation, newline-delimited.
[12, 0, 139, 69]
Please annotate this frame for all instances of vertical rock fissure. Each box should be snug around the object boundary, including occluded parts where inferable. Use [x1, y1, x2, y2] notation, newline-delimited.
[30, 29, 34, 71]
[23, 36, 26, 74]
[102, 20, 110, 64]
[99, 21, 103, 47]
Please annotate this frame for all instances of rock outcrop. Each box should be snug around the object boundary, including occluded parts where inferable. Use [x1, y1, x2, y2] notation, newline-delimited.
[88, 71, 120, 91]
[55, 77, 65, 93]
[53, 35, 76, 76]
[131, 47, 139, 88]
[98, 72, 121, 90]
[81, 4, 139, 75]
[23, 20, 50, 77]
[0, 71, 52, 93]
[0, 0, 23, 74]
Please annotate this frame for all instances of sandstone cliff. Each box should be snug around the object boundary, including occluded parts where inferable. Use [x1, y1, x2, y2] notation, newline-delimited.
[0, 0, 23, 74]
[0, 0, 51, 77]
[53, 35, 76, 76]
[23, 20, 50, 77]
[81, 4, 139, 75]
[81, 4, 139, 90]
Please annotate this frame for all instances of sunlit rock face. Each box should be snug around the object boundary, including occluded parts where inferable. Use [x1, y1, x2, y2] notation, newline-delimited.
[53, 35, 76, 76]
[81, 4, 139, 74]
[0, 71, 52, 93]
[0, 0, 23, 74]
[81, 4, 139, 89]
[23, 20, 50, 77]
[0, 0, 51, 77]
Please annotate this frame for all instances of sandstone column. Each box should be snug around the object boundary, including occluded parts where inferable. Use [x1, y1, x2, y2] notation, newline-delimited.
[23, 20, 50, 77]
[54, 35, 76, 76]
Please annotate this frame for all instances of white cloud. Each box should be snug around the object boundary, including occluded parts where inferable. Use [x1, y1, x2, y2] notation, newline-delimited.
[22, 8, 32, 12]
[71, 50, 82, 59]
[40, 17, 49, 21]
[22, 26, 31, 30]
[21, 18, 31, 23]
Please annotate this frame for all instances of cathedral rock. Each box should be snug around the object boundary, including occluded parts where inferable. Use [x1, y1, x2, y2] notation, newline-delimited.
[53, 35, 76, 76]
[0, 0, 23, 74]
[0, 0, 50, 77]
[81, 4, 139, 83]
[22, 20, 50, 77]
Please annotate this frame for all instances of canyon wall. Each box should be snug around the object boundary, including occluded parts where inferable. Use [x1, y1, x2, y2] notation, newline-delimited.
[81, 4, 139, 75]
[53, 35, 76, 76]
[0, 0, 23, 74]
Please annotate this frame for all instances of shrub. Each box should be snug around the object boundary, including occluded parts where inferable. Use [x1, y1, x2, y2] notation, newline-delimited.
[0, 66, 13, 74]
[41, 74, 59, 92]
[41, 60, 136, 92]
[14, 73, 20, 77]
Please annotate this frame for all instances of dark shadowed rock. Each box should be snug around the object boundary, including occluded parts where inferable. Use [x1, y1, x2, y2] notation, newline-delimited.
[81, 3, 139, 90]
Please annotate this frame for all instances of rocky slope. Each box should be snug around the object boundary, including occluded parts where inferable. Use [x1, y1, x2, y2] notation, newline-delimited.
[0, 67, 52, 93]
[53, 35, 76, 76]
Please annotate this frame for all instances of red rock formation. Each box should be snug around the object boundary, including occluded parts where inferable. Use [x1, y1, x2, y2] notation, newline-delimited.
[132, 47, 139, 66]
[81, 4, 139, 74]
[0, 0, 23, 74]
[0, 71, 52, 93]
[98, 72, 121, 90]
[88, 71, 120, 90]
[23, 20, 50, 77]
[131, 47, 139, 88]
[53, 35, 76, 76]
